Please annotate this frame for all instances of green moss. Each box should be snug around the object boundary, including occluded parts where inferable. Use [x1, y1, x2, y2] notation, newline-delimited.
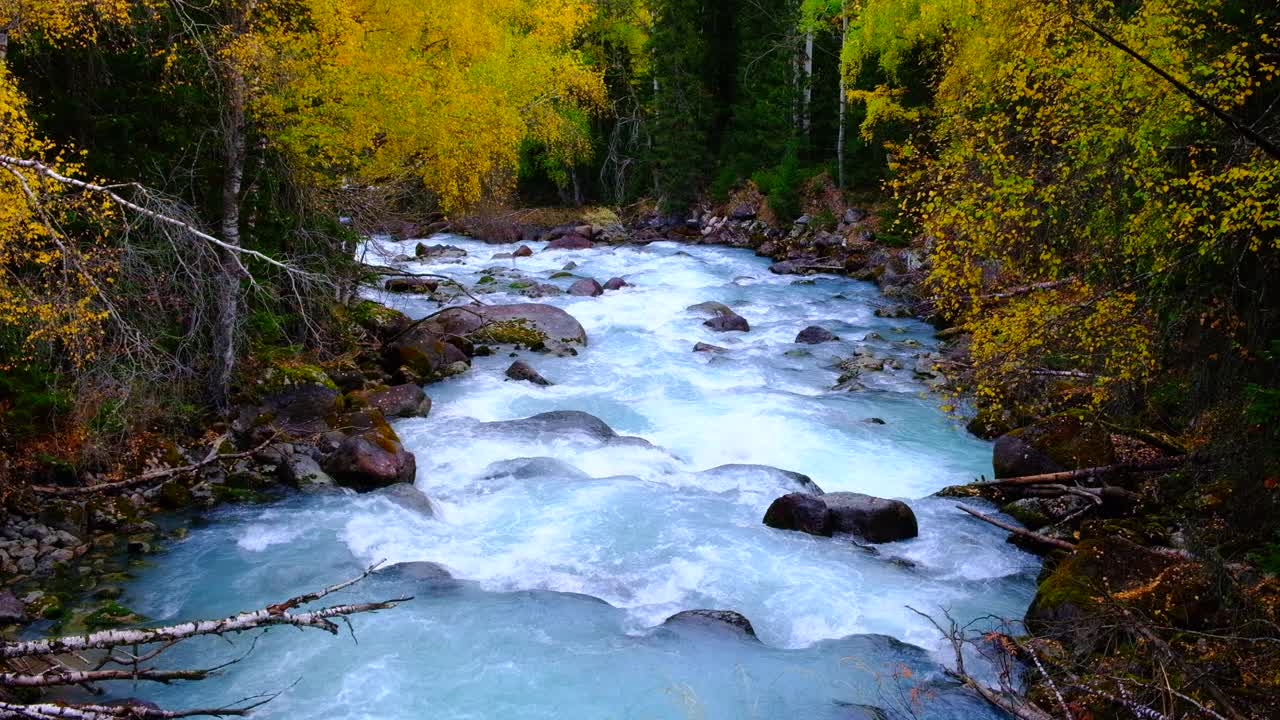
[478, 275, 496, 284]
[84, 601, 145, 631]
[212, 485, 272, 504]
[471, 319, 547, 350]
[29, 594, 66, 621]
[550, 271, 575, 279]
[508, 281, 533, 289]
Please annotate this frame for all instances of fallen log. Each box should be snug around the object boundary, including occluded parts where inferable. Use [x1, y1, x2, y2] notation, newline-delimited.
[956, 504, 1077, 551]
[971, 457, 1186, 488]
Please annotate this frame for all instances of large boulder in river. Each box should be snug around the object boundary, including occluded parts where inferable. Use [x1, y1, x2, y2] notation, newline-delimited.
[480, 457, 592, 482]
[323, 432, 416, 491]
[763, 492, 918, 543]
[372, 483, 435, 516]
[241, 383, 339, 436]
[350, 384, 431, 418]
[568, 278, 604, 297]
[478, 411, 652, 448]
[823, 492, 918, 543]
[662, 609, 758, 639]
[419, 303, 587, 351]
[795, 326, 837, 344]
[993, 414, 1115, 479]
[603, 277, 630, 291]
[415, 243, 467, 260]
[763, 493, 833, 536]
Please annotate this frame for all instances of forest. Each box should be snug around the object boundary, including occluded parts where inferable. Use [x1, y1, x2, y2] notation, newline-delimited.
[0, 1, 1278, 719]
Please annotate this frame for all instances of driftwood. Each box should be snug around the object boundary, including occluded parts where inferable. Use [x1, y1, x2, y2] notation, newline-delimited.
[956, 504, 1077, 551]
[0, 564, 407, 719]
[971, 457, 1186, 488]
[28, 434, 275, 498]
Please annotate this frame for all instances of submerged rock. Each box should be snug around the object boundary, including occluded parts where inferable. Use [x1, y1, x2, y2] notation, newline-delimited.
[513, 244, 534, 257]
[763, 492, 918, 543]
[372, 483, 435, 516]
[795, 326, 837, 344]
[375, 561, 456, 588]
[505, 360, 552, 386]
[662, 609, 758, 638]
[698, 464, 824, 494]
[693, 342, 727, 353]
[602, 277, 630, 290]
[478, 411, 652, 448]
[480, 457, 592, 482]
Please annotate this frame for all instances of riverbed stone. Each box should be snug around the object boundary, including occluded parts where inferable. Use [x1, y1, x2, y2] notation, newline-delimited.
[0, 590, 25, 623]
[372, 483, 435, 516]
[993, 414, 1115, 479]
[418, 303, 588, 351]
[513, 244, 534, 257]
[603, 277, 630, 291]
[478, 411, 652, 448]
[323, 432, 416, 491]
[763, 493, 833, 536]
[568, 278, 604, 297]
[415, 243, 467, 260]
[505, 360, 552, 386]
[693, 342, 727, 353]
[545, 234, 593, 250]
[353, 384, 432, 418]
[795, 326, 837, 344]
[662, 609, 758, 638]
[480, 457, 592, 482]
[377, 561, 454, 584]
[702, 307, 750, 332]
[282, 455, 337, 492]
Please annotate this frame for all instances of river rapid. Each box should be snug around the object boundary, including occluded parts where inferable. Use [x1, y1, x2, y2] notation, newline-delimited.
[116, 236, 1039, 719]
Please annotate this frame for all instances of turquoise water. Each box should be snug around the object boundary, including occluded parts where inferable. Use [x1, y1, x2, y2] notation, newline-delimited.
[117, 237, 1038, 719]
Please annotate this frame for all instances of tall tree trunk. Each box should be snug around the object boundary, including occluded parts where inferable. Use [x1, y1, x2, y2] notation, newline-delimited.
[837, 14, 848, 188]
[0, 30, 8, 63]
[211, 2, 255, 410]
[801, 30, 814, 140]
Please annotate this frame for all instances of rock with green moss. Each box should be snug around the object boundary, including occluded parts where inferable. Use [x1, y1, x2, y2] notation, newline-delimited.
[83, 601, 145, 631]
[412, 303, 587, 353]
[993, 414, 1115, 479]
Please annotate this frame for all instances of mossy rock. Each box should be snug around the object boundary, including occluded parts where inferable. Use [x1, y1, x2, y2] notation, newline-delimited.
[549, 271, 575, 279]
[29, 594, 66, 621]
[346, 299, 411, 341]
[157, 480, 194, 510]
[84, 601, 145, 631]
[994, 413, 1115, 478]
[212, 485, 272, 504]
[471, 319, 548, 350]
[1027, 537, 1215, 652]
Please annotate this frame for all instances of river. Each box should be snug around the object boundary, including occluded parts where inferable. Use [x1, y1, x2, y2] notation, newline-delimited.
[115, 235, 1038, 719]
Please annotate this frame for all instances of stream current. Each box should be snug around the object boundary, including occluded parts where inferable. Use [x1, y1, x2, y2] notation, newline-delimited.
[116, 236, 1039, 719]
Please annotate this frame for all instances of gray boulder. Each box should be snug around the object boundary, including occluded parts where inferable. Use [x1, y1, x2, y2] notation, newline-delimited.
[602, 277, 630, 290]
[0, 590, 25, 623]
[699, 464, 824, 494]
[478, 411, 652, 448]
[662, 609, 757, 639]
[356, 384, 432, 418]
[282, 455, 337, 492]
[688, 301, 750, 332]
[415, 243, 467, 260]
[480, 457, 592, 482]
[418, 303, 587, 350]
[693, 342, 727, 353]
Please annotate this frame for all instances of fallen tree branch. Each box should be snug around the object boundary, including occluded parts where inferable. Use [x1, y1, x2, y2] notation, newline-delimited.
[0, 667, 211, 687]
[28, 434, 276, 498]
[971, 457, 1186, 488]
[981, 277, 1078, 300]
[956, 504, 1078, 551]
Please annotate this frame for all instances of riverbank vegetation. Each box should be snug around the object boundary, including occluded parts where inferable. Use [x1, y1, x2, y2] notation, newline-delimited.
[1, 1, 1278, 719]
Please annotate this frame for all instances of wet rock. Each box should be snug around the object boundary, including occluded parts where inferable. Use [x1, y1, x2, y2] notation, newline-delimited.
[513, 244, 534, 257]
[505, 360, 552, 386]
[0, 589, 25, 623]
[354, 384, 432, 418]
[323, 432, 416, 491]
[874, 304, 912, 318]
[864, 418, 887, 425]
[693, 342, 727, 353]
[243, 383, 340, 436]
[384, 277, 439, 294]
[386, 327, 471, 379]
[769, 260, 801, 275]
[480, 457, 592, 482]
[763, 493, 833, 536]
[419, 303, 588, 350]
[795, 326, 837, 344]
[687, 302, 752, 332]
[568, 278, 604, 297]
[602, 277, 629, 291]
[372, 483, 435, 516]
[478, 411, 652, 448]
[545, 234, 593, 251]
[282, 455, 337, 492]
[662, 609, 758, 638]
[699, 464, 824, 494]
[377, 561, 454, 585]
[351, 300, 411, 342]
[823, 492, 919, 543]
[993, 415, 1114, 479]
[415, 243, 467, 260]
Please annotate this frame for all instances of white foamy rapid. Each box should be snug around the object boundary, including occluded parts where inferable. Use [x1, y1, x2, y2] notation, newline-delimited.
[117, 235, 1039, 719]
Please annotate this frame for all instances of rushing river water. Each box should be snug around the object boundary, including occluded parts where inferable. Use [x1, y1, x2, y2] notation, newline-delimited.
[117, 236, 1039, 719]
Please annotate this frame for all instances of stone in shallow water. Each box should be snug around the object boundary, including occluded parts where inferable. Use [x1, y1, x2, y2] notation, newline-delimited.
[763, 493, 833, 536]
[693, 342, 727, 353]
[795, 325, 837, 344]
[763, 492, 918, 543]
[568, 278, 604, 297]
[505, 360, 552, 386]
[662, 609, 758, 639]
[372, 483, 435, 516]
[480, 457, 592, 482]
[698, 464, 824, 494]
[477, 410, 653, 448]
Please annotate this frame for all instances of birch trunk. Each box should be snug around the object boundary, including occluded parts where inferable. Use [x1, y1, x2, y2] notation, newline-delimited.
[837, 15, 849, 188]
